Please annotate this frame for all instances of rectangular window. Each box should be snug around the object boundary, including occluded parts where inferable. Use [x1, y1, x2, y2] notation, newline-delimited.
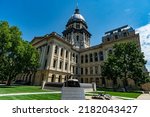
[53, 60, 56, 68]
[81, 55, 84, 63]
[66, 51, 68, 58]
[65, 63, 68, 70]
[90, 53, 93, 62]
[95, 66, 98, 74]
[99, 51, 104, 61]
[85, 68, 88, 75]
[94, 52, 98, 62]
[85, 55, 88, 63]
[59, 61, 62, 69]
[47, 45, 50, 55]
[90, 67, 93, 74]
[44, 59, 47, 69]
[81, 68, 83, 75]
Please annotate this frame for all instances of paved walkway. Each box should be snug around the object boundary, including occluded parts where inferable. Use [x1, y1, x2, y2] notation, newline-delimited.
[0, 92, 61, 97]
[137, 94, 150, 100]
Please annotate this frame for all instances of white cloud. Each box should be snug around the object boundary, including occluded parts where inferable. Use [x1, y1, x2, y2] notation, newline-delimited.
[136, 24, 150, 71]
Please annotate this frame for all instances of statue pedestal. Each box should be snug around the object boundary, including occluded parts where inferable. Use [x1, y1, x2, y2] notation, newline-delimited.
[61, 87, 85, 100]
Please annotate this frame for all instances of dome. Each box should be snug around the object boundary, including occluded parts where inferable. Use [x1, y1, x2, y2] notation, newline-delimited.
[67, 8, 87, 27]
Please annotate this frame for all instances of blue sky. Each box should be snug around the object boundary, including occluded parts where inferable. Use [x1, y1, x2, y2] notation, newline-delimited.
[0, 0, 150, 44]
[0, 0, 150, 70]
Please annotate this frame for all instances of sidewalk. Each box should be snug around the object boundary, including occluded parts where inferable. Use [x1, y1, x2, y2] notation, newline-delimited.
[137, 94, 150, 100]
[0, 91, 61, 97]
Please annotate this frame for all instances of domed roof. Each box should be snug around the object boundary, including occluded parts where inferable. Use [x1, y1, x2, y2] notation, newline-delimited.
[70, 8, 85, 21]
[67, 8, 87, 26]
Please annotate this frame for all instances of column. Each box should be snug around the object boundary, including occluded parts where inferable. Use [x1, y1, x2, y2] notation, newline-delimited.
[68, 51, 71, 73]
[50, 45, 55, 68]
[57, 47, 61, 70]
[41, 46, 47, 69]
[63, 49, 66, 72]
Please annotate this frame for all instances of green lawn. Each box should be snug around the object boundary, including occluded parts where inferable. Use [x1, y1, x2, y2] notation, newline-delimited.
[0, 86, 49, 94]
[0, 94, 61, 100]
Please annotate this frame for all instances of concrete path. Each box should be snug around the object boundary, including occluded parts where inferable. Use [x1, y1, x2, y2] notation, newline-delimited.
[0, 92, 61, 97]
[137, 94, 150, 100]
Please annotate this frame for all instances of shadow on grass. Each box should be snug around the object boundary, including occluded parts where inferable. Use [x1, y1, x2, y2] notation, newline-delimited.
[0, 86, 16, 88]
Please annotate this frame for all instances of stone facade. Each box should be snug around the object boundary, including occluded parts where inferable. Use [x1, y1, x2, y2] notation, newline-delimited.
[16, 8, 140, 88]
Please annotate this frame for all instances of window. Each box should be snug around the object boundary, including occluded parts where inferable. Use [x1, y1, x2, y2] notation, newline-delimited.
[81, 55, 84, 63]
[73, 66, 75, 73]
[76, 35, 79, 42]
[44, 59, 47, 69]
[90, 67, 93, 74]
[76, 23, 80, 29]
[76, 67, 78, 74]
[59, 61, 62, 69]
[115, 35, 118, 39]
[65, 63, 68, 70]
[54, 45, 58, 54]
[76, 55, 78, 63]
[108, 49, 112, 54]
[58, 76, 61, 82]
[66, 51, 68, 58]
[94, 52, 98, 62]
[85, 54, 88, 63]
[53, 60, 57, 68]
[99, 51, 104, 61]
[85, 68, 88, 75]
[81, 68, 83, 75]
[47, 45, 50, 55]
[107, 37, 110, 41]
[51, 75, 55, 82]
[123, 32, 127, 37]
[60, 48, 63, 57]
[90, 53, 93, 62]
[95, 66, 98, 74]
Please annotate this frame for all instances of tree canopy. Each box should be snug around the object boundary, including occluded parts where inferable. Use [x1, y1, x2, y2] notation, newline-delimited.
[0, 21, 39, 85]
[101, 42, 148, 90]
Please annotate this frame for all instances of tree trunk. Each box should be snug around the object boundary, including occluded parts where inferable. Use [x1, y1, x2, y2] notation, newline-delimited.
[6, 77, 12, 86]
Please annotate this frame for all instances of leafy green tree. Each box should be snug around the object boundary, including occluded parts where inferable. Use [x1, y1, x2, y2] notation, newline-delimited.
[0, 21, 39, 85]
[101, 42, 147, 91]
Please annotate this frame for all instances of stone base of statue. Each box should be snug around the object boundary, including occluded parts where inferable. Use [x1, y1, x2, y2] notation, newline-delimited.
[61, 87, 85, 100]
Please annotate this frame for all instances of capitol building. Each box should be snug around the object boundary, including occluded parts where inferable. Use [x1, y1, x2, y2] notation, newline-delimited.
[17, 7, 140, 88]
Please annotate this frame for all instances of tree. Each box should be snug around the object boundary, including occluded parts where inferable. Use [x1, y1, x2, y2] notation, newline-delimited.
[0, 21, 39, 85]
[101, 42, 147, 91]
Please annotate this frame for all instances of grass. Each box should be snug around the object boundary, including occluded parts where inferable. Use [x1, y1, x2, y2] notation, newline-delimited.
[0, 86, 50, 94]
[0, 94, 61, 100]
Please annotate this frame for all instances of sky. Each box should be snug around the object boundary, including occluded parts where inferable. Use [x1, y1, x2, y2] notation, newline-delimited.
[0, 0, 150, 71]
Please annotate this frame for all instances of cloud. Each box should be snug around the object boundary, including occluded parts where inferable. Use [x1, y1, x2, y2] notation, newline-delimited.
[136, 24, 150, 71]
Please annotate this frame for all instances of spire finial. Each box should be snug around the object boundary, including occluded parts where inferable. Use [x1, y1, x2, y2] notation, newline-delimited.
[76, 0, 78, 9]
[75, 0, 79, 14]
